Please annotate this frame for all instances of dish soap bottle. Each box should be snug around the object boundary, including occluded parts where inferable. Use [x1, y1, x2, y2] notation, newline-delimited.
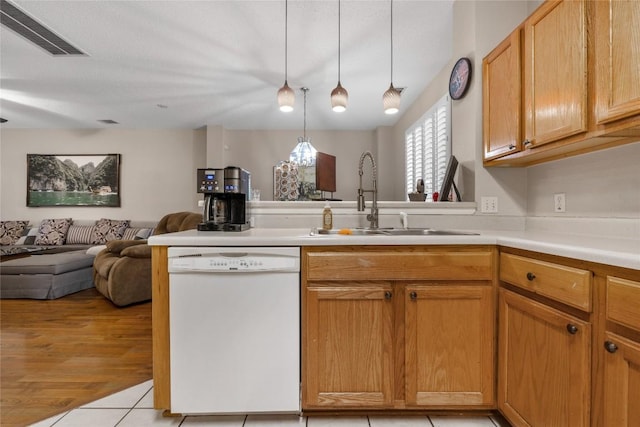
[322, 203, 333, 231]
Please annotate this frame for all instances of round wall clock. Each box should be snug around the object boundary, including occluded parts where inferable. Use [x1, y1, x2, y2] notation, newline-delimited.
[449, 57, 472, 100]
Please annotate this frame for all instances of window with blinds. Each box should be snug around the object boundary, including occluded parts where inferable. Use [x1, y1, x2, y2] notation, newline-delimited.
[405, 94, 451, 200]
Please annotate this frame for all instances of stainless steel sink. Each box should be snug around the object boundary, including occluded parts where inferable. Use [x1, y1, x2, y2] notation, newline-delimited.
[385, 228, 479, 236]
[314, 228, 388, 235]
[314, 228, 479, 236]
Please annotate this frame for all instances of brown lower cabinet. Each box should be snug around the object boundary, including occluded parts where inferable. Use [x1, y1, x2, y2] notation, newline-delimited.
[497, 250, 640, 427]
[602, 332, 640, 426]
[405, 284, 494, 407]
[301, 245, 496, 410]
[601, 276, 640, 427]
[304, 283, 395, 408]
[498, 289, 591, 426]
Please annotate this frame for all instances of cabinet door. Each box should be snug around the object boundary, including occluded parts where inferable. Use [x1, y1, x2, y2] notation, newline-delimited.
[594, 0, 640, 124]
[405, 284, 494, 407]
[523, 0, 588, 147]
[498, 289, 591, 427]
[483, 30, 522, 161]
[303, 285, 394, 409]
[603, 332, 640, 427]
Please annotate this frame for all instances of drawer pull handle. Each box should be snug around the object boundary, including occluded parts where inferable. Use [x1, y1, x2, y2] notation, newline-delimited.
[526, 272, 536, 281]
[384, 291, 392, 300]
[604, 341, 618, 354]
[566, 324, 578, 335]
[409, 291, 417, 301]
[524, 139, 532, 146]
[508, 144, 515, 150]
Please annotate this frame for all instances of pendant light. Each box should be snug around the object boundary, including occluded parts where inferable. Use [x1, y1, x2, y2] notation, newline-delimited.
[277, 0, 294, 112]
[383, 0, 401, 114]
[330, 0, 348, 112]
[290, 87, 317, 167]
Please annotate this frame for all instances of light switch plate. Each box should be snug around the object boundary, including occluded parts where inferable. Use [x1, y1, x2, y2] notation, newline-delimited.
[481, 196, 498, 213]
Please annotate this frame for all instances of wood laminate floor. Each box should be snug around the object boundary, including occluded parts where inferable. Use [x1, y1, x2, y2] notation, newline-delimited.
[0, 288, 152, 427]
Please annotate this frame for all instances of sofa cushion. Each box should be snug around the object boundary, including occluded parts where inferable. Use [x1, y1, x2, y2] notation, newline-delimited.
[66, 225, 97, 244]
[15, 227, 38, 245]
[90, 218, 130, 244]
[121, 244, 152, 258]
[34, 218, 72, 246]
[0, 250, 95, 275]
[1, 267, 94, 300]
[122, 227, 152, 241]
[0, 220, 29, 245]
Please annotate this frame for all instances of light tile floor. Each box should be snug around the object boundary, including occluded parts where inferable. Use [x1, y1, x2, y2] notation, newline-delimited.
[29, 381, 509, 427]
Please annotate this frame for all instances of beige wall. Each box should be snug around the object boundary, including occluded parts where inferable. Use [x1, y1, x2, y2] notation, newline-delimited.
[0, 129, 206, 223]
[527, 142, 640, 219]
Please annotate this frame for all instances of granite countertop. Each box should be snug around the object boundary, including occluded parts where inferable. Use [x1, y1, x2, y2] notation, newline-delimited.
[148, 228, 640, 270]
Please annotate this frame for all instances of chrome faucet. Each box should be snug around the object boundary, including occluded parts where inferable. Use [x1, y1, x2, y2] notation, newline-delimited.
[357, 151, 378, 229]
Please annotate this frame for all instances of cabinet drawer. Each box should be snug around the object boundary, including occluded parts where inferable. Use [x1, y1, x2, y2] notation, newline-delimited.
[500, 253, 592, 311]
[306, 250, 493, 281]
[606, 277, 640, 331]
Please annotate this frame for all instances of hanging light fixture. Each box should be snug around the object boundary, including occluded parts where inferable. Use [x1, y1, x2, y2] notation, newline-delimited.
[330, 0, 348, 112]
[277, 0, 294, 112]
[383, 0, 401, 114]
[290, 87, 317, 167]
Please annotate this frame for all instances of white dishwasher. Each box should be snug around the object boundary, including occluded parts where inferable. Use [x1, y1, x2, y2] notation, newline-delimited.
[168, 246, 300, 415]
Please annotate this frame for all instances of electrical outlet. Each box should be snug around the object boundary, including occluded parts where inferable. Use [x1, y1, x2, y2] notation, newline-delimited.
[197, 200, 205, 207]
[554, 193, 566, 213]
[481, 196, 498, 213]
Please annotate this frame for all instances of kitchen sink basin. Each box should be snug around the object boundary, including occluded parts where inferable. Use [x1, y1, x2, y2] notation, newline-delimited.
[313, 228, 479, 236]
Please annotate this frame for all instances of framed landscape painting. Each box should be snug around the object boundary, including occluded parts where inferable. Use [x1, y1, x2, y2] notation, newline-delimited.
[27, 154, 121, 207]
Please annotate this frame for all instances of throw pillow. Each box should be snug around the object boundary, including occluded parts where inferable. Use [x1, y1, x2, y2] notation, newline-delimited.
[90, 218, 130, 244]
[16, 227, 39, 245]
[135, 228, 153, 240]
[34, 218, 72, 246]
[0, 220, 29, 245]
[122, 227, 141, 241]
[66, 225, 97, 245]
[122, 227, 152, 240]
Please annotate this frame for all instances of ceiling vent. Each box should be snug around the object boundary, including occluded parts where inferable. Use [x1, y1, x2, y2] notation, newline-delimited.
[97, 119, 119, 125]
[0, 0, 86, 56]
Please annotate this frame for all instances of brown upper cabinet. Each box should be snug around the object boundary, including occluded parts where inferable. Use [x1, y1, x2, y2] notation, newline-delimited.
[483, 30, 522, 161]
[523, 0, 588, 148]
[483, 0, 640, 167]
[594, 0, 640, 126]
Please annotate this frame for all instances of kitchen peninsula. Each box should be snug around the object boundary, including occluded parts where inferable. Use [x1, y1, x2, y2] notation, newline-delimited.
[149, 227, 640, 426]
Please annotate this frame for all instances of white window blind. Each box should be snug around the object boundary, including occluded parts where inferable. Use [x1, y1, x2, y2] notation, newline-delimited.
[405, 94, 451, 200]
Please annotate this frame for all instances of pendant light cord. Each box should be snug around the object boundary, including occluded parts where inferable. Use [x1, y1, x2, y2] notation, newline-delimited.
[390, 0, 394, 84]
[284, 0, 289, 82]
[303, 87, 308, 139]
[337, 0, 341, 82]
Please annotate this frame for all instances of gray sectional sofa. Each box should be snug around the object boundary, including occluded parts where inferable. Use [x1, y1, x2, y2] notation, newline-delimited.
[1, 249, 97, 299]
[0, 219, 155, 300]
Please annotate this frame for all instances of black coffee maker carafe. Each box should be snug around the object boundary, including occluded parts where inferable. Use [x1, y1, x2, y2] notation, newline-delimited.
[197, 167, 251, 231]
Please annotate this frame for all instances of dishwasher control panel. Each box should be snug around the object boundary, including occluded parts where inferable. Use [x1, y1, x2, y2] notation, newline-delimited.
[168, 247, 300, 273]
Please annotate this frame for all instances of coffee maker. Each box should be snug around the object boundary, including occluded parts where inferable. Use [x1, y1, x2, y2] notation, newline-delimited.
[197, 167, 251, 231]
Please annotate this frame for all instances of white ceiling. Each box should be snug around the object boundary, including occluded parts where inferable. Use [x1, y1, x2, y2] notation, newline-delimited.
[0, 0, 453, 130]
